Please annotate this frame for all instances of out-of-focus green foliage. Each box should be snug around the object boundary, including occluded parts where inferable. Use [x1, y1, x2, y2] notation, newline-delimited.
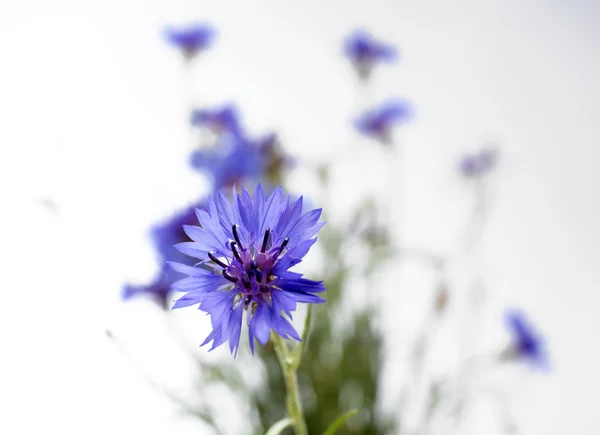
[250, 215, 397, 434]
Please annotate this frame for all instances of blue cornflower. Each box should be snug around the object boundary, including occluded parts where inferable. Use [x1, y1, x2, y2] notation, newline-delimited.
[459, 148, 498, 178]
[190, 134, 265, 191]
[164, 23, 216, 59]
[122, 201, 205, 307]
[190, 104, 242, 137]
[354, 99, 412, 144]
[504, 310, 549, 370]
[344, 29, 397, 80]
[170, 184, 326, 355]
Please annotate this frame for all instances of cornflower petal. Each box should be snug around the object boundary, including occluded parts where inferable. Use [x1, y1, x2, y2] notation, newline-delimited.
[167, 261, 214, 277]
[171, 276, 226, 292]
[175, 241, 210, 260]
[258, 186, 284, 236]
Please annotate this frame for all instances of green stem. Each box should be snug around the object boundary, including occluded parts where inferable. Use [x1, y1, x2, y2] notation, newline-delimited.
[292, 305, 313, 369]
[271, 332, 308, 435]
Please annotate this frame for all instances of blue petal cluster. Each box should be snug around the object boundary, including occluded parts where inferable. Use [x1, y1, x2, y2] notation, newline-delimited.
[190, 134, 265, 192]
[344, 29, 397, 79]
[190, 104, 242, 137]
[189, 105, 294, 191]
[459, 149, 498, 178]
[122, 201, 204, 307]
[170, 184, 326, 355]
[354, 99, 412, 144]
[505, 310, 549, 369]
[165, 23, 216, 58]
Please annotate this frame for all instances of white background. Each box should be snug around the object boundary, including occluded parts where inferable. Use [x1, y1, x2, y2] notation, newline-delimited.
[0, 0, 599, 434]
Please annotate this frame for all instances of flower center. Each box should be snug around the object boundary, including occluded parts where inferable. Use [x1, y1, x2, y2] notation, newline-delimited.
[209, 225, 289, 307]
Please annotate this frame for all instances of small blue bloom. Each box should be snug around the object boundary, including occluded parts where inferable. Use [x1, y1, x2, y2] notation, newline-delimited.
[459, 156, 480, 177]
[164, 23, 216, 59]
[344, 29, 397, 80]
[190, 134, 265, 191]
[123, 200, 205, 307]
[459, 148, 498, 178]
[354, 99, 412, 144]
[170, 184, 326, 356]
[504, 310, 549, 370]
[190, 104, 242, 137]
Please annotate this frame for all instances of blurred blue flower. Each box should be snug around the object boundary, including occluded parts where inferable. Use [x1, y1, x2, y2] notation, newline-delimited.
[190, 104, 243, 137]
[189, 105, 296, 189]
[504, 310, 549, 370]
[190, 134, 265, 191]
[459, 148, 498, 178]
[344, 29, 397, 80]
[170, 184, 326, 356]
[122, 200, 205, 308]
[150, 202, 206, 266]
[164, 23, 216, 59]
[354, 99, 412, 144]
[122, 266, 174, 310]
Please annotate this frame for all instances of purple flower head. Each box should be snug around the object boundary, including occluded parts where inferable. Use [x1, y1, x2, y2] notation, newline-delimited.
[190, 134, 265, 192]
[122, 200, 205, 307]
[170, 184, 326, 356]
[504, 310, 549, 370]
[344, 29, 397, 80]
[354, 99, 413, 144]
[190, 104, 242, 138]
[459, 148, 498, 178]
[164, 23, 216, 59]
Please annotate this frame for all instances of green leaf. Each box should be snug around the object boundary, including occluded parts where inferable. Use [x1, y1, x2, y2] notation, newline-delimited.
[265, 418, 294, 435]
[322, 409, 360, 435]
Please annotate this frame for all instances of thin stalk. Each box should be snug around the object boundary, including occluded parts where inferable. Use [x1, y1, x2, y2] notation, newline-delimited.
[389, 137, 403, 242]
[271, 332, 308, 435]
[292, 305, 313, 369]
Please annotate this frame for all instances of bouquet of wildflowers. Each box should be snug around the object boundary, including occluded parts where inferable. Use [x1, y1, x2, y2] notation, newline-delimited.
[117, 23, 549, 435]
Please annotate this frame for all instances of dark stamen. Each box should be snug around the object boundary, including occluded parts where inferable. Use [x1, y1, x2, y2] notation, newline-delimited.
[232, 225, 244, 250]
[223, 270, 237, 283]
[208, 251, 228, 269]
[277, 237, 289, 255]
[249, 260, 263, 282]
[231, 241, 242, 263]
[261, 227, 270, 253]
[280, 237, 289, 249]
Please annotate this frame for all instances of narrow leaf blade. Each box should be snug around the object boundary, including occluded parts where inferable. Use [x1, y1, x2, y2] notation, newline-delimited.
[265, 418, 294, 435]
[323, 409, 360, 435]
